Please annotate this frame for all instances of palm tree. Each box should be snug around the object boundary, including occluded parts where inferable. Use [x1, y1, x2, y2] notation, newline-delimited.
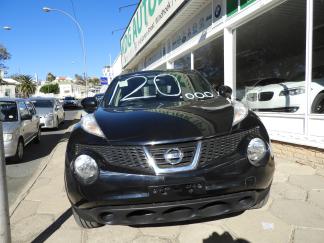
[16, 75, 36, 98]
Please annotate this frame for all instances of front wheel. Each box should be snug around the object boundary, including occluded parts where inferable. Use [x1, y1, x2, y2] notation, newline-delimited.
[72, 208, 103, 229]
[12, 139, 24, 162]
[311, 93, 324, 114]
[34, 128, 41, 143]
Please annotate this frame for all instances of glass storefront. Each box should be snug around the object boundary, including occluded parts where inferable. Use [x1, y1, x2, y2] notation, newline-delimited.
[174, 54, 191, 70]
[194, 36, 224, 88]
[236, 0, 306, 114]
[311, 0, 324, 114]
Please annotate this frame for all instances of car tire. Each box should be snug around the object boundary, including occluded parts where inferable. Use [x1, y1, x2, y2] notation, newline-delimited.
[12, 139, 24, 162]
[34, 128, 41, 144]
[311, 93, 324, 114]
[55, 116, 59, 130]
[72, 208, 104, 229]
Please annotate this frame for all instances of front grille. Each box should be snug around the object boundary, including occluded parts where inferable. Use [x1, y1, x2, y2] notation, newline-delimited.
[74, 127, 261, 174]
[259, 92, 274, 101]
[74, 144, 153, 174]
[147, 142, 197, 169]
[199, 127, 261, 168]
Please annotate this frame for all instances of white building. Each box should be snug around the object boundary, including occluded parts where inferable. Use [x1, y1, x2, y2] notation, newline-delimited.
[36, 77, 86, 99]
[0, 78, 20, 98]
[119, 0, 324, 166]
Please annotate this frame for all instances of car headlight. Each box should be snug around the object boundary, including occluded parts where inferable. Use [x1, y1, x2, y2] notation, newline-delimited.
[74, 154, 99, 184]
[3, 133, 13, 142]
[232, 101, 248, 126]
[80, 113, 105, 138]
[279, 87, 305, 96]
[45, 113, 54, 118]
[247, 138, 267, 166]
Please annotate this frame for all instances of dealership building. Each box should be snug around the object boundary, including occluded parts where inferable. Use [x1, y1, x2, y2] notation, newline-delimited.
[112, 0, 324, 167]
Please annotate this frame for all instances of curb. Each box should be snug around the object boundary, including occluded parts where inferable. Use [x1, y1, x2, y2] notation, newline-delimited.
[9, 124, 74, 216]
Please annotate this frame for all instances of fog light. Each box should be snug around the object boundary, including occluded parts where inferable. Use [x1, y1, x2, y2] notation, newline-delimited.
[74, 155, 99, 184]
[247, 138, 267, 166]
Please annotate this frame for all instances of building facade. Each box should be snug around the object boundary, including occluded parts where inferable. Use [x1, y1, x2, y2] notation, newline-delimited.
[119, 0, 324, 167]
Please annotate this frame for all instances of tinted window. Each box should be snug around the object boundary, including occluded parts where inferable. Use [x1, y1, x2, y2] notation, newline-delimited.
[107, 71, 217, 108]
[18, 102, 30, 117]
[0, 101, 18, 122]
[31, 100, 54, 108]
[26, 102, 36, 115]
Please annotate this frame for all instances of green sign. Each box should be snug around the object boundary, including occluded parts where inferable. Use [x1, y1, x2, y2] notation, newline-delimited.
[121, 0, 186, 68]
[227, 0, 256, 16]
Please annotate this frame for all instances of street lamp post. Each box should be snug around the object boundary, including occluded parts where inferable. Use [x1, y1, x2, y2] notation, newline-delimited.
[0, 25, 12, 243]
[42, 7, 88, 97]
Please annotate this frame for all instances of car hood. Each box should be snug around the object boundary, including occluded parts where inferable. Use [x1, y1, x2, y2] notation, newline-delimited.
[2, 121, 20, 133]
[35, 107, 53, 116]
[94, 97, 234, 144]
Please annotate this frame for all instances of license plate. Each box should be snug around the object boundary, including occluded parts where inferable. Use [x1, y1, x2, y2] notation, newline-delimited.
[149, 182, 206, 197]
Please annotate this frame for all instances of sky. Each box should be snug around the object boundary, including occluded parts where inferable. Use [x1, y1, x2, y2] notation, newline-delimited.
[0, 0, 137, 80]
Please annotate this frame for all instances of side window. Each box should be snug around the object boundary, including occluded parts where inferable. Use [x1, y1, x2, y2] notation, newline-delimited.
[25, 102, 36, 115]
[18, 102, 29, 118]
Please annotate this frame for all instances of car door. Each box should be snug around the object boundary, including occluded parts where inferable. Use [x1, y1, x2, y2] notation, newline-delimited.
[18, 101, 33, 143]
[26, 101, 39, 137]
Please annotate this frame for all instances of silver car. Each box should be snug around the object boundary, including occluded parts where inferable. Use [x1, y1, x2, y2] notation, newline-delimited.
[0, 98, 41, 161]
[30, 97, 65, 129]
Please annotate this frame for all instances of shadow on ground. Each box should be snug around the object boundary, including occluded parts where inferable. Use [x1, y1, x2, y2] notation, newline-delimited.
[6, 118, 79, 165]
[31, 208, 72, 243]
[204, 232, 250, 243]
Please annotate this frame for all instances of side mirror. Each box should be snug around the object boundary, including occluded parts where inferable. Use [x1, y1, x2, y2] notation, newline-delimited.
[21, 113, 32, 121]
[81, 97, 98, 113]
[218, 85, 233, 99]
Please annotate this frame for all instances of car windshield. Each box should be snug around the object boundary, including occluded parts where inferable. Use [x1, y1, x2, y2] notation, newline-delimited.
[106, 71, 217, 108]
[0, 101, 18, 122]
[64, 97, 75, 100]
[31, 100, 54, 108]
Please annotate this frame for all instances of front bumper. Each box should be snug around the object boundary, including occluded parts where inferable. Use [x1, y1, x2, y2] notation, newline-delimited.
[73, 187, 270, 225]
[4, 139, 18, 158]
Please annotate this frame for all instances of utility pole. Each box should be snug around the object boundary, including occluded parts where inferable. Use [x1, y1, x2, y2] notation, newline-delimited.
[1, 24, 12, 243]
[0, 116, 11, 243]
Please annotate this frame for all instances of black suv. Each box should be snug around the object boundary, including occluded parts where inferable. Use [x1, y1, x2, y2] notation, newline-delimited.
[65, 70, 274, 228]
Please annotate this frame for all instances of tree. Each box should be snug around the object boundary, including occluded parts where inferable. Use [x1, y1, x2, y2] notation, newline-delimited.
[74, 74, 85, 84]
[16, 75, 37, 98]
[40, 83, 60, 94]
[88, 77, 100, 86]
[46, 72, 56, 82]
[0, 44, 11, 62]
[0, 44, 11, 79]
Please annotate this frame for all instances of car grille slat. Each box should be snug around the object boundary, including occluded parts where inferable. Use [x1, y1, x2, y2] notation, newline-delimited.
[74, 127, 261, 174]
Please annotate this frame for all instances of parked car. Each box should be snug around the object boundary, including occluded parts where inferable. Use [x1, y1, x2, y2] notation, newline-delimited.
[0, 98, 41, 162]
[65, 70, 274, 228]
[29, 97, 65, 129]
[94, 93, 104, 104]
[241, 66, 324, 113]
[63, 96, 79, 109]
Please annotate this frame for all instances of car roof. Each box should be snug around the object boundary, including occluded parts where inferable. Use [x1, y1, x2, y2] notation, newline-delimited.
[0, 97, 26, 103]
[29, 97, 56, 101]
[116, 69, 198, 80]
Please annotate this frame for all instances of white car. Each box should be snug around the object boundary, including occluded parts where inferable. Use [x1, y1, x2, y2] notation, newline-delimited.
[242, 69, 324, 114]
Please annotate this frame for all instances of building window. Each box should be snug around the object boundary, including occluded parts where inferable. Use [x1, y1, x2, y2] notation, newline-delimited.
[311, 0, 324, 114]
[236, 0, 306, 114]
[174, 54, 191, 70]
[194, 36, 224, 88]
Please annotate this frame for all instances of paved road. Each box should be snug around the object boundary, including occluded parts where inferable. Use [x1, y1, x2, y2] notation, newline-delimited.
[5, 109, 81, 207]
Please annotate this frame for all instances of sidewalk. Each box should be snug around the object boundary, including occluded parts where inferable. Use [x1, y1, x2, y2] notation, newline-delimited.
[10, 138, 324, 243]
